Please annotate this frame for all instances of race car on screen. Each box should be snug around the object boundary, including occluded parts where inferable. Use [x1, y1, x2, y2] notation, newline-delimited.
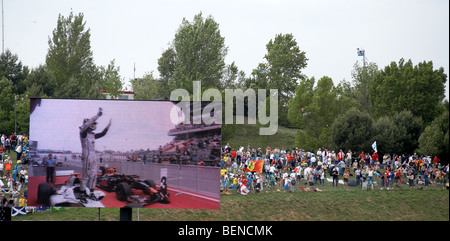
[37, 174, 106, 207]
[96, 167, 170, 208]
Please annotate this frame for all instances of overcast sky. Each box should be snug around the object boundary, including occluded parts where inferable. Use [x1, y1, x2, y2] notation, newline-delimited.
[3, 0, 449, 99]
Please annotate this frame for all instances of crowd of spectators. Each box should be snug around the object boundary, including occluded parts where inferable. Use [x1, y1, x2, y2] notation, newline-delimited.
[0, 133, 29, 208]
[220, 143, 449, 195]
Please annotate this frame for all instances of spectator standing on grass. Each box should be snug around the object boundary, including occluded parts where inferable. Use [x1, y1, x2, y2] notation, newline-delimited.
[352, 159, 358, 172]
[231, 149, 237, 163]
[407, 170, 415, 188]
[319, 168, 325, 186]
[389, 167, 395, 186]
[346, 150, 352, 169]
[316, 148, 322, 162]
[231, 160, 238, 174]
[371, 152, 378, 166]
[233, 175, 238, 193]
[424, 168, 429, 187]
[15, 143, 23, 161]
[308, 171, 315, 188]
[433, 155, 440, 165]
[0, 134, 5, 147]
[10, 134, 16, 150]
[434, 169, 442, 185]
[338, 159, 346, 176]
[5, 137, 11, 153]
[304, 165, 312, 183]
[12, 189, 19, 206]
[222, 174, 230, 194]
[331, 165, 339, 187]
[310, 154, 317, 168]
[312, 167, 318, 184]
[343, 170, 350, 189]
[322, 159, 329, 178]
[337, 149, 344, 163]
[4, 157, 11, 177]
[0, 160, 3, 178]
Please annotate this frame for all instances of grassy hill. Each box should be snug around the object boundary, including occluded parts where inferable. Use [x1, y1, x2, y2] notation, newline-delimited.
[222, 116, 298, 149]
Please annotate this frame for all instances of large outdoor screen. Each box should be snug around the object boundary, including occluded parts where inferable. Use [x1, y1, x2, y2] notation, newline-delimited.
[27, 98, 221, 209]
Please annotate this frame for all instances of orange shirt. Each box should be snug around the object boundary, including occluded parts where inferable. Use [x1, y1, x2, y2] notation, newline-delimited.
[5, 162, 11, 171]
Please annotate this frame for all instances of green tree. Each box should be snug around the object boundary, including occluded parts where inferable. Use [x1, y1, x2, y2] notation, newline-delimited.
[12, 95, 30, 134]
[130, 72, 165, 100]
[0, 77, 18, 134]
[287, 77, 315, 128]
[288, 76, 352, 150]
[331, 108, 374, 153]
[253, 33, 308, 125]
[0, 50, 29, 95]
[369, 59, 447, 123]
[221, 62, 246, 90]
[24, 65, 55, 98]
[0, 77, 14, 112]
[417, 111, 449, 158]
[157, 47, 177, 98]
[390, 110, 423, 154]
[99, 59, 124, 98]
[158, 12, 228, 93]
[372, 117, 402, 155]
[371, 111, 423, 156]
[46, 11, 103, 99]
[343, 62, 379, 114]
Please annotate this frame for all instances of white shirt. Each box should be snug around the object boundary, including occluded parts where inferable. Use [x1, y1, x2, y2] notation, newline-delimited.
[269, 165, 276, 173]
[304, 167, 312, 177]
[317, 150, 322, 157]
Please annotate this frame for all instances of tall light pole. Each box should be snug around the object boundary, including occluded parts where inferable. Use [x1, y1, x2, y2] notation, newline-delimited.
[2, 0, 4, 54]
[357, 48, 365, 67]
[14, 95, 17, 134]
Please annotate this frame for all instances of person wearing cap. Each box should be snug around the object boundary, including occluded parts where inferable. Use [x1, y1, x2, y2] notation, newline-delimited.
[79, 107, 111, 202]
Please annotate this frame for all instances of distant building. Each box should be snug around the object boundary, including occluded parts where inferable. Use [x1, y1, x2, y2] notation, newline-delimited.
[100, 90, 135, 100]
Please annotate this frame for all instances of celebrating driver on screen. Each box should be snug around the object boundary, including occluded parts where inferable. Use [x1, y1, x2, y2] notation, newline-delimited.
[79, 107, 111, 202]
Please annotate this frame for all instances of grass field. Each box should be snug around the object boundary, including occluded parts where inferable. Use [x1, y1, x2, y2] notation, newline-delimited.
[12, 179, 449, 221]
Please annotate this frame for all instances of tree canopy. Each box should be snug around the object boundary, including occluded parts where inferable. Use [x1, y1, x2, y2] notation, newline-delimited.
[46, 11, 104, 99]
[369, 58, 447, 124]
[158, 12, 228, 94]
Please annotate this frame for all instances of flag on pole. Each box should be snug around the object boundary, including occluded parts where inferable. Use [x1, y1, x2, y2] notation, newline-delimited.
[372, 141, 377, 153]
[357, 49, 365, 56]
